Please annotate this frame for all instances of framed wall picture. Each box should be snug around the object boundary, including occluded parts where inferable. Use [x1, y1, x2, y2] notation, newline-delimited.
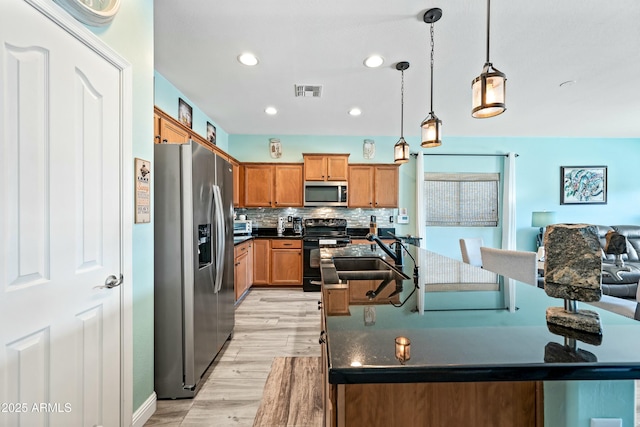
[207, 121, 217, 145]
[135, 158, 151, 223]
[178, 98, 192, 128]
[560, 166, 607, 205]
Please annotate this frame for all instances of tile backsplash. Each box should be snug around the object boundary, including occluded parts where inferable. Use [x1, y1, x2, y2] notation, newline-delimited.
[236, 207, 397, 229]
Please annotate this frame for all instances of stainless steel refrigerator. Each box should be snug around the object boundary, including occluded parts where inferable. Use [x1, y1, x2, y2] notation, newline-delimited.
[154, 141, 235, 399]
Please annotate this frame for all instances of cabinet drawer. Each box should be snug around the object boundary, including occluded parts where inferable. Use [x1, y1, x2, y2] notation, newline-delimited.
[271, 239, 302, 249]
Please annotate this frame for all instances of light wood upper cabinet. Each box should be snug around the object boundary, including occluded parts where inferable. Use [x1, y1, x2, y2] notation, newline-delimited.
[244, 163, 303, 207]
[244, 164, 273, 207]
[348, 165, 375, 207]
[348, 164, 399, 208]
[374, 165, 399, 208]
[303, 154, 349, 181]
[158, 116, 190, 144]
[154, 112, 161, 144]
[230, 159, 243, 208]
[274, 164, 303, 207]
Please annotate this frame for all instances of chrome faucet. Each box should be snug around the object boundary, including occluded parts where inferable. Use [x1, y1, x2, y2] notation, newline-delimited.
[365, 233, 403, 267]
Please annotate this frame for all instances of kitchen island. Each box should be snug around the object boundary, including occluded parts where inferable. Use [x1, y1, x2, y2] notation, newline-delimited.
[317, 244, 640, 427]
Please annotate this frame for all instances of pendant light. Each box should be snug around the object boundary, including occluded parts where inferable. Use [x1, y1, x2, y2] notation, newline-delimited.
[393, 61, 410, 164]
[471, 0, 506, 118]
[421, 8, 443, 148]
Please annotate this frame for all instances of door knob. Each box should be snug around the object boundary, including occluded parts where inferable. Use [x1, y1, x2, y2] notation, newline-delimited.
[94, 274, 124, 290]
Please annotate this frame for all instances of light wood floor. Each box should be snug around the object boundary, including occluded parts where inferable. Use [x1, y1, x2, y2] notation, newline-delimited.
[144, 288, 640, 427]
[144, 289, 322, 427]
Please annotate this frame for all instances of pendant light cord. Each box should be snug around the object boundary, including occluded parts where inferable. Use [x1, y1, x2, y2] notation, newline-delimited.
[400, 68, 405, 138]
[429, 21, 435, 113]
[485, 0, 491, 63]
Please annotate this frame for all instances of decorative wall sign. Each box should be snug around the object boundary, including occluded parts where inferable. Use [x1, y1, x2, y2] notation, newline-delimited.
[178, 98, 192, 129]
[135, 158, 151, 223]
[363, 139, 376, 159]
[560, 166, 607, 205]
[269, 138, 282, 158]
[207, 121, 216, 145]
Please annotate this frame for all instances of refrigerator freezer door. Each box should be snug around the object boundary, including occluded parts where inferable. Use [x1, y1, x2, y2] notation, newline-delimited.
[184, 142, 219, 389]
[215, 155, 235, 353]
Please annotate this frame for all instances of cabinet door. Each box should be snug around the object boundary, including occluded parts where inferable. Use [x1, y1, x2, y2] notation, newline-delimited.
[247, 241, 254, 287]
[274, 164, 303, 207]
[324, 288, 350, 315]
[231, 161, 243, 207]
[348, 165, 374, 207]
[244, 165, 273, 207]
[154, 112, 161, 144]
[326, 156, 348, 181]
[271, 249, 302, 285]
[159, 117, 190, 144]
[252, 239, 271, 284]
[374, 165, 399, 207]
[304, 155, 327, 181]
[234, 250, 248, 301]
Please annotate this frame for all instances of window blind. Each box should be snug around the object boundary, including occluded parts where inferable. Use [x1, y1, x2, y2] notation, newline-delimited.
[424, 173, 499, 227]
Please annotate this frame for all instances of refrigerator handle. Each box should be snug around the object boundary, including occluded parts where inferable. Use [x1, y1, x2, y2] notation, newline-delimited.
[212, 185, 225, 294]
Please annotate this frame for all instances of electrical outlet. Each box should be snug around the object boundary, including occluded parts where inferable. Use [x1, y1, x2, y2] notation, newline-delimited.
[590, 418, 622, 427]
[287, 216, 293, 222]
[389, 216, 394, 223]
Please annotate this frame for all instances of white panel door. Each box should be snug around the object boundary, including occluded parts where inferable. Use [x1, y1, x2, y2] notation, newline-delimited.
[0, 1, 122, 426]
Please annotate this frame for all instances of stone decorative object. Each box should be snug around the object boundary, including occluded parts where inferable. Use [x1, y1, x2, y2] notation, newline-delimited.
[544, 224, 603, 334]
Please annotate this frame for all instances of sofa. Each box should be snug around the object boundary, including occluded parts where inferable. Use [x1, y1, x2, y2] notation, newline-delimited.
[595, 225, 640, 298]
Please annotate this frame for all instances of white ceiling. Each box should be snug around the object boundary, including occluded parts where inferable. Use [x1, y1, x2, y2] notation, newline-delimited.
[154, 1, 640, 139]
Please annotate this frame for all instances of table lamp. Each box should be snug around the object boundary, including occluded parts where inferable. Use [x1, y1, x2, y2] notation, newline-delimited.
[531, 211, 556, 247]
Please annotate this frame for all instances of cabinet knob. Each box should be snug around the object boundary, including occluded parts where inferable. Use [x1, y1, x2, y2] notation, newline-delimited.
[154, 135, 161, 143]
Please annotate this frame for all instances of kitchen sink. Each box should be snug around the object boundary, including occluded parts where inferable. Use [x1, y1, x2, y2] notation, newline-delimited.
[328, 257, 410, 281]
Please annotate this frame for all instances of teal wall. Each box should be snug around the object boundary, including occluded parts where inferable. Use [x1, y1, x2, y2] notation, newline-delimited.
[87, 0, 155, 412]
[154, 72, 229, 153]
[230, 134, 640, 260]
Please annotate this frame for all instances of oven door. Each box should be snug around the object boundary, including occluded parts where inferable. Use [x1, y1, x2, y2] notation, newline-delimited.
[303, 238, 321, 291]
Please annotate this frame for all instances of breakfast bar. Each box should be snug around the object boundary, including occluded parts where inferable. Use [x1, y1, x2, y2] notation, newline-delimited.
[317, 244, 640, 427]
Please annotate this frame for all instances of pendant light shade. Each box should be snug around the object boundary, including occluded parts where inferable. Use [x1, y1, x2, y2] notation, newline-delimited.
[421, 113, 441, 148]
[394, 61, 410, 164]
[421, 8, 443, 148]
[394, 137, 410, 164]
[472, 0, 506, 118]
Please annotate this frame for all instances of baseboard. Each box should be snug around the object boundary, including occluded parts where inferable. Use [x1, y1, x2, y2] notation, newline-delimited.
[132, 392, 157, 427]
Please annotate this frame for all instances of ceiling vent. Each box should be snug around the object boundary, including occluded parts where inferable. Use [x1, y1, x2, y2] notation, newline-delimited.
[295, 84, 322, 98]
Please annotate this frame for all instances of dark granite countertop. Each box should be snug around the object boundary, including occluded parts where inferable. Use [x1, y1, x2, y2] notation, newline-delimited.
[251, 227, 303, 239]
[233, 235, 253, 245]
[320, 244, 640, 385]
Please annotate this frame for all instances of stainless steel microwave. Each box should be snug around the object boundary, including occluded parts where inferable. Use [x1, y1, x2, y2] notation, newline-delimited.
[304, 181, 348, 207]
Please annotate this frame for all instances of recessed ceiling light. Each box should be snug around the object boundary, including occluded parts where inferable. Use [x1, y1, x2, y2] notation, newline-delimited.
[364, 55, 384, 68]
[348, 108, 362, 116]
[265, 106, 278, 115]
[559, 80, 577, 88]
[238, 53, 259, 66]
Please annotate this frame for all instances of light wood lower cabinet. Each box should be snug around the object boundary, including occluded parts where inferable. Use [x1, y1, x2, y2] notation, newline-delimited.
[234, 240, 253, 301]
[252, 239, 271, 285]
[270, 239, 302, 285]
[252, 238, 302, 286]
